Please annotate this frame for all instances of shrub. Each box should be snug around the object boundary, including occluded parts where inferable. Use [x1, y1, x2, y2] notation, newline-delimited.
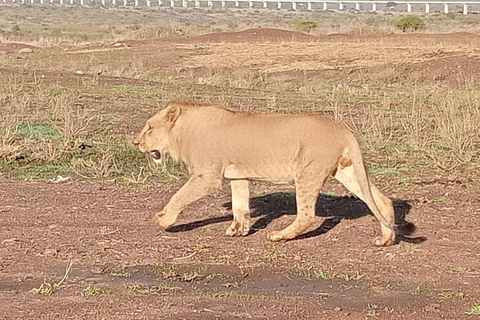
[395, 15, 425, 32]
[446, 12, 455, 20]
[295, 20, 318, 33]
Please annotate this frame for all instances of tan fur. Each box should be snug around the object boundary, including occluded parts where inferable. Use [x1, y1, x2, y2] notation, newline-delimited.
[134, 101, 396, 246]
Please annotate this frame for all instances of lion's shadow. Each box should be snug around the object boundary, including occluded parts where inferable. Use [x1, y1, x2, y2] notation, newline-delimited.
[167, 192, 425, 243]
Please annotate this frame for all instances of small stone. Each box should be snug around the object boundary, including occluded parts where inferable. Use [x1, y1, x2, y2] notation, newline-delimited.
[425, 303, 441, 313]
[112, 42, 123, 47]
[75, 70, 84, 75]
[19, 47, 33, 54]
[334, 307, 342, 312]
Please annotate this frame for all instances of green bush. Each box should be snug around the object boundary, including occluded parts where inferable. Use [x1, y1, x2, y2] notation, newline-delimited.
[395, 15, 425, 32]
[295, 20, 318, 33]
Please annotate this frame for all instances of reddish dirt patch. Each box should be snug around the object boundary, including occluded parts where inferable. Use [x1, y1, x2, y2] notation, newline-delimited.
[191, 29, 480, 44]
[191, 30, 480, 44]
[406, 54, 480, 84]
[112, 28, 318, 48]
[1, 178, 479, 319]
[0, 42, 37, 54]
[324, 32, 480, 43]
[85, 29, 480, 55]
[191, 27, 318, 43]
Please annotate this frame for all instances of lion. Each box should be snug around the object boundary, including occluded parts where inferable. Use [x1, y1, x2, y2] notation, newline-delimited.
[134, 101, 397, 246]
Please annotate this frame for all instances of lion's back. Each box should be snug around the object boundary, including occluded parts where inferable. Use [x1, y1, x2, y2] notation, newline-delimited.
[174, 105, 351, 166]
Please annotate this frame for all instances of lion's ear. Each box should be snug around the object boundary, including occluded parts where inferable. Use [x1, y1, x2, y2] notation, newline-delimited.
[165, 105, 181, 128]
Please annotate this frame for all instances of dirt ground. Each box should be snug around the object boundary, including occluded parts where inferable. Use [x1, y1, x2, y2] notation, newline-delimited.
[1, 176, 479, 319]
[1, 28, 480, 319]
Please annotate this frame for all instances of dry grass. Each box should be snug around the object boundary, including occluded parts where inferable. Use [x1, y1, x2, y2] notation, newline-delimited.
[414, 96, 480, 171]
[333, 88, 480, 172]
[1, 6, 479, 183]
[0, 82, 186, 181]
[0, 116, 21, 161]
[179, 37, 477, 74]
[2, 5, 480, 46]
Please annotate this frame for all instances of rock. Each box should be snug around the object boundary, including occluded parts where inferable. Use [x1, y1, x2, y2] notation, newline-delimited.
[75, 70, 84, 75]
[18, 47, 33, 54]
[50, 175, 70, 184]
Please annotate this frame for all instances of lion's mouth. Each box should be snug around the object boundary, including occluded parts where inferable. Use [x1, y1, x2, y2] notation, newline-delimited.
[150, 150, 161, 160]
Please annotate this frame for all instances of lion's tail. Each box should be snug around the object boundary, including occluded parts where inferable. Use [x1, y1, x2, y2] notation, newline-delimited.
[347, 137, 395, 231]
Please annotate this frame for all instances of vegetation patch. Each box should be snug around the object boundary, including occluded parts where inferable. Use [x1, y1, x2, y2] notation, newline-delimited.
[395, 15, 425, 32]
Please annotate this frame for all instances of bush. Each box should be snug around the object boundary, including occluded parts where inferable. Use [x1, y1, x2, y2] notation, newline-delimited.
[295, 20, 318, 33]
[395, 15, 425, 32]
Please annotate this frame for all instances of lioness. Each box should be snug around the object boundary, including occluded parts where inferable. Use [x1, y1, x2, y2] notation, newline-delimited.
[134, 101, 397, 246]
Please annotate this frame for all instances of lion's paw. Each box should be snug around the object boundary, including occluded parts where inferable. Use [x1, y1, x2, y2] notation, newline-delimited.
[153, 211, 177, 229]
[373, 235, 394, 247]
[239, 223, 250, 236]
[226, 220, 250, 237]
[268, 231, 285, 242]
[225, 223, 237, 237]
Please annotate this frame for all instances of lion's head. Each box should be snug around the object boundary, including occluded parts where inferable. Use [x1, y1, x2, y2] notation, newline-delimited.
[134, 104, 181, 163]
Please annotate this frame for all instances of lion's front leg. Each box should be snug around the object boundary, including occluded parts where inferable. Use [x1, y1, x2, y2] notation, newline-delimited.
[226, 179, 250, 237]
[154, 173, 222, 229]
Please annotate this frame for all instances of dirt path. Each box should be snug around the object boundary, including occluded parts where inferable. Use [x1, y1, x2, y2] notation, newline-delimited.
[1, 178, 479, 319]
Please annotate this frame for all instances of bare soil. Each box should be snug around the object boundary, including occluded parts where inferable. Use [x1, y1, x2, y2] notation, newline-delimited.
[1, 176, 479, 319]
[191, 28, 319, 42]
[1, 28, 480, 319]
[0, 43, 36, 54]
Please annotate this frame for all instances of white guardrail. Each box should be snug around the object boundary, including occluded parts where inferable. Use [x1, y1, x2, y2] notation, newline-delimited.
[2, 0, 478, 14]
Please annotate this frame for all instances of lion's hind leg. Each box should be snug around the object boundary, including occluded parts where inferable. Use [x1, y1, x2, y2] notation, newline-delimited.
[334, 164, 395, 246]
[226, 179, 251, 237]
[268, 167, 331, 242]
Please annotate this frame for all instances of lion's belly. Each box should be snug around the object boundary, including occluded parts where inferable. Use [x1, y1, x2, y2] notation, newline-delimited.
[223, 163, 294, 184]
